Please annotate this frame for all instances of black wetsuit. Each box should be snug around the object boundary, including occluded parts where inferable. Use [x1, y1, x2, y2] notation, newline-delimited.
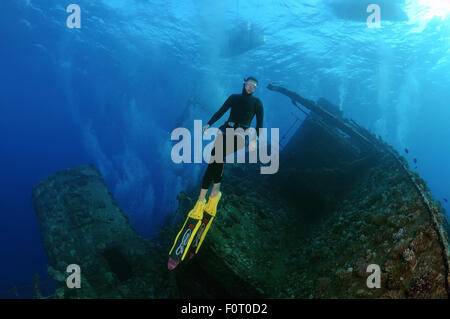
[201, 86, 264, 189]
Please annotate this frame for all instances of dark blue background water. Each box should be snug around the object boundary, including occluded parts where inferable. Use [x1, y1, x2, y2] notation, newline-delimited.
[1, 0, 449, 297]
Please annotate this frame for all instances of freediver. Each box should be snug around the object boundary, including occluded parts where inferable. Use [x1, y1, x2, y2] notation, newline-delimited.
[168, 77, 264, 269]
[197, 76, 264, 204]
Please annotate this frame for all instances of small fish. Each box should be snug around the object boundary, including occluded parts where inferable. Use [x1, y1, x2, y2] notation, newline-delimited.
[413, 158, 417, 164]
[444, 198, 448, 203]
[405, 148, 409, 154]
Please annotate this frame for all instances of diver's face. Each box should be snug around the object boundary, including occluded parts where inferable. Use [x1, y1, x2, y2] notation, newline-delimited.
[245, 80, 257, 94]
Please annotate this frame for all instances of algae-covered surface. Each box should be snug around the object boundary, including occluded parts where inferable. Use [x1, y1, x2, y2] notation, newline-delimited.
[32, 164, 177, 298]
[166, 159, 448, 299]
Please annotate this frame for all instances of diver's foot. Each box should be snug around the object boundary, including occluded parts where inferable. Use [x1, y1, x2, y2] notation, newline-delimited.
[188, 199, 206, 219]
[205, 192, 222, 216]
[210, 191, 220, 198]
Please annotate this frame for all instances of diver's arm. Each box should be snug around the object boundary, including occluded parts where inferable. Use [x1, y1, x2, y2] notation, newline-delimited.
[207, 96, 232, 126]
[249, 101, 263, 152]
[255, 100, 264, 137]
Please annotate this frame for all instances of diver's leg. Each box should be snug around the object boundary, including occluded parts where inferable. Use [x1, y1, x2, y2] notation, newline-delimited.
[197, 188, 208, 202]
[198, 131, 245, 201]
[211, 150, 225, 195]
[199, 139, 223, 201]
[209, 134, 245, 195]
[224, 133, 246, 157]
[210, 183, 221, 197]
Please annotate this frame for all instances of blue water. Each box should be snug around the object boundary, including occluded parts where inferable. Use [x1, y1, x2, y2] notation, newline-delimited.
[0, 0, 449, 298]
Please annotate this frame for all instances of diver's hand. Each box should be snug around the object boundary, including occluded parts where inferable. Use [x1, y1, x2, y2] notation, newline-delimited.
[202, 124, 210, 132]
[249, 139, 257, 152]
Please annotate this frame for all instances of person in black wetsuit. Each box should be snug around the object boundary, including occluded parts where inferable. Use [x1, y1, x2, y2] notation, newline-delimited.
[167, 77, 264, 269]
[198, 76, 264, 202]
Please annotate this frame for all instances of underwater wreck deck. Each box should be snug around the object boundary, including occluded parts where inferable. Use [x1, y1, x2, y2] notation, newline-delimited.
[32, 86, 449, 299]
